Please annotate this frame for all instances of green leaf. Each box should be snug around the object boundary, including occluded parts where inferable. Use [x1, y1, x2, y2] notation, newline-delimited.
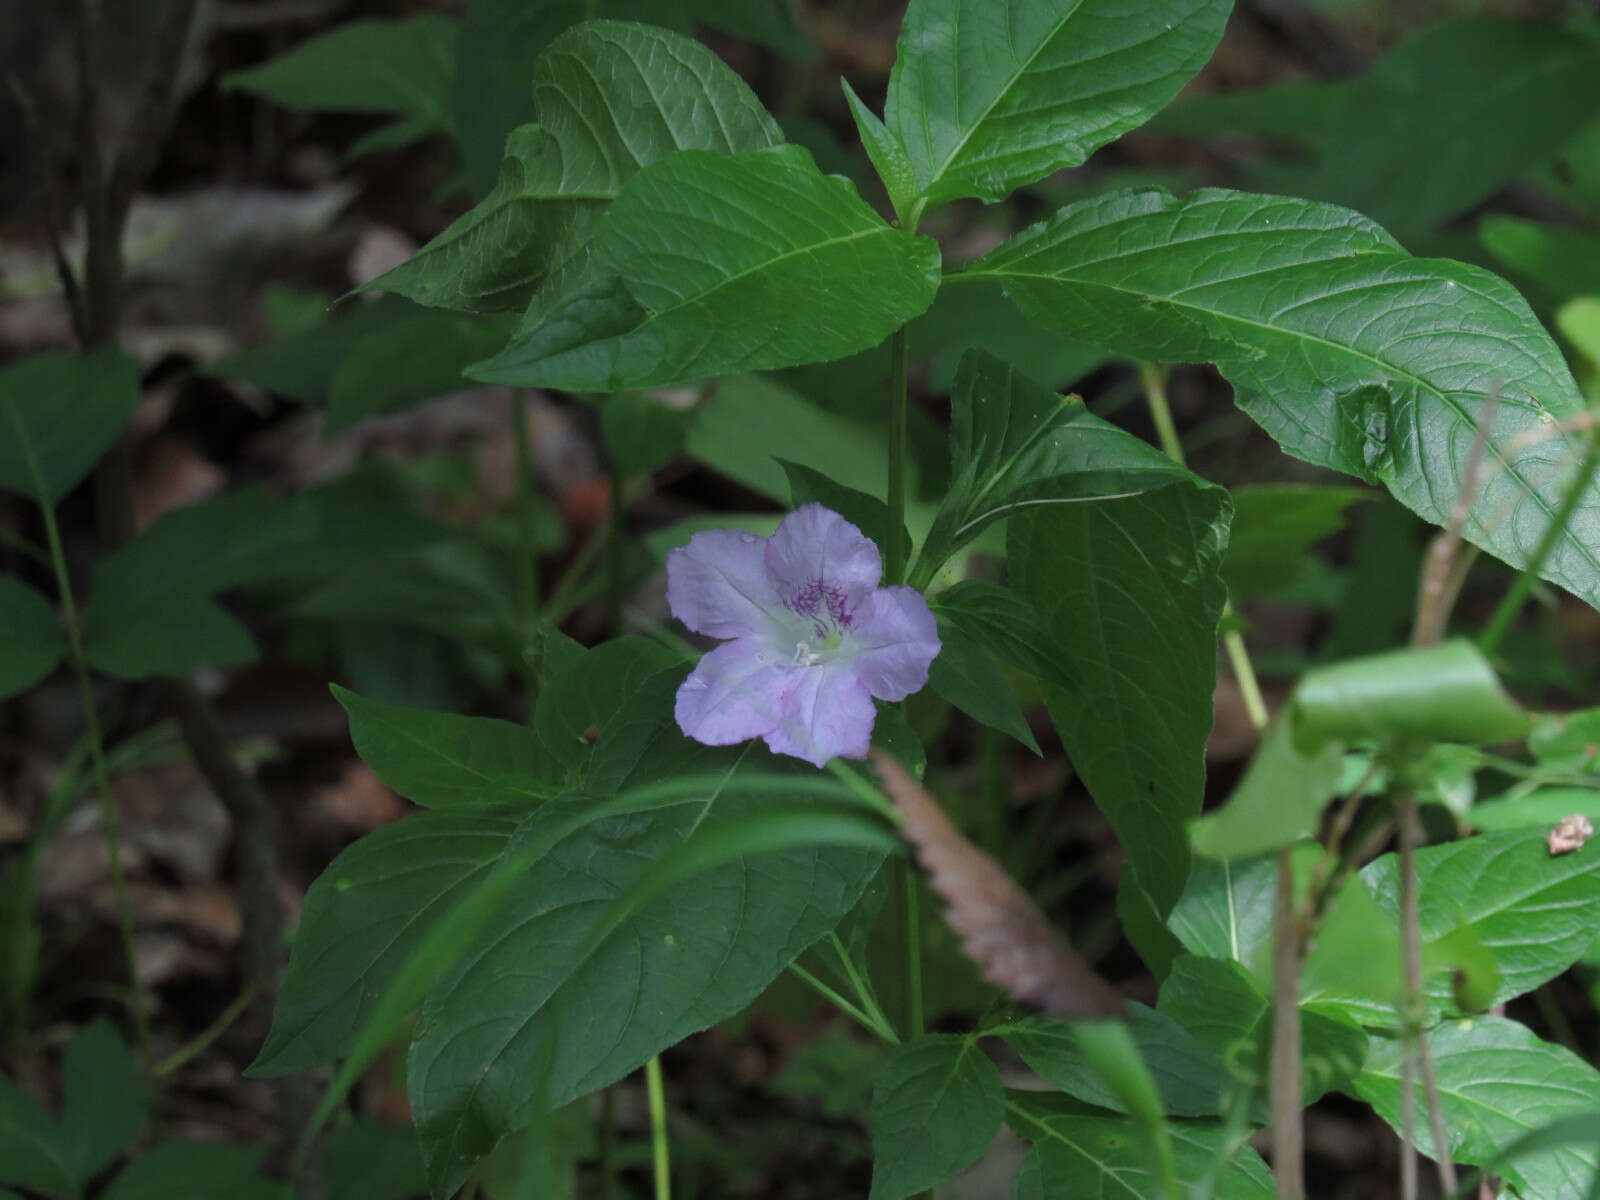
[1190, 718, 1345, 860]
[98, 1143, 272, 1200]
[1166, 854, 1277, 972]
[469, 145, 941, 391]
[1531, 708, 1600, 772]
[1359, 829, 1600, 1016]
[81, 488, 317, 678]
[1473, 786, 1600, 834]
[841, 79, 918, 224]
[1223, 485, 1370, 599]
[967, 187, 1600, 614]
[868, 1035, 1003, 1200]
[317, 1120, 426, 1200]
[225, 15, 458, 135]
[1290, 640, 1529, 753]
[1481, 216, 1600, 304]
[1011, 482, 1230, 920]
[779, 462, 909, 569]
[1349, 1016, 1600, 1198]
[251, 811, 523, 1076]
[0, 578, 64, 701]
[926, 622, 1040, 754]
[332, 685, 562, 811]
[1560, 297, 1600, 374]
[326, 311, 517, 433]
[602, 393, 689, 479]
[407, 749, 882, 1196]
[1005, 1092, 1275, 1200]
[0, 348, 139, 504]
[59, 1019, 145, 1180]
[1156, 954, 1368, 1106]
[925, 581, 1073, 693]
[532, 638, 684, 780]
[0, 1074, 73, 1197]
[915, 350, 1195, 583]
[382, 20, 782, 312]
[1306, 19, 1600, 242]
[883, 0, 1230, 211]
[994, 1008, 1226, 1119]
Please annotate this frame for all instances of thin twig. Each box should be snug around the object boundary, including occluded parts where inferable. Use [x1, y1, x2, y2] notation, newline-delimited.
[1414, 392, 1498, 646]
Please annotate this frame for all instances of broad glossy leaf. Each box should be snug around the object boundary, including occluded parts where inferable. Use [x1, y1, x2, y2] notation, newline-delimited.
[1350, 1016, 1600, 1198]
[225, 15, 457, 131]
[332, 685, 562, 811]
[0, 1075, 73, 1196]
[1190, 718, 1344, 860]
[994, 1007, 1226, 1118]
[0, 578, 64, 701]
[1306, 19, 1600, 241]
[1290, 640, 1528, 752]
[1005, 1092, 1275, 1200]
[868, 1035, 1003, 1200]
[382, 20, 781, 311]
[883, 0, 1230, 210]
[252, 811, 522, 1077]
[59, 1019, 145, 1180]
[1360, 829, 1600, 1015]
[968, 188, 1600, 613]
[926, 623, 1040, 754]
[0, 348, 139, 504]
[469, 145, 941, 391]
[1011, 482, 1230, 919]
[926, 580, 1074, 693]
[326, 312, 516, 432]
[408, 746, 881, 1196]
[913, 350, 1194, 584]
[82, 488, 317, 678]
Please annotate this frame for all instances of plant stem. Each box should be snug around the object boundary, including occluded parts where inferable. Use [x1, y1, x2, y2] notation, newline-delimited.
[155, 979, 259, 1077]
[1138, 362, 1185, 463]
[1225, 628, 1271, 730]
[788, 962, 899, 1045]
[6, 399, 149, 1063]
[1270, 849, 1304, 1200]
[645, 1055, 671, 1200]
[885, 327, 909, 586]
[1479, 427, 1600, 655]
[1398, 796, 1456, 1196]
[827, 932, 899, 1041]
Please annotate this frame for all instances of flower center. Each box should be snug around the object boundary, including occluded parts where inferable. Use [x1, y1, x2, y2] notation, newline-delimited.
[792, 625, 847, 666]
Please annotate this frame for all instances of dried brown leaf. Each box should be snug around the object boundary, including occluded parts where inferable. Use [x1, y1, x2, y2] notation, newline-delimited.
[872, 750, 1123, 1019]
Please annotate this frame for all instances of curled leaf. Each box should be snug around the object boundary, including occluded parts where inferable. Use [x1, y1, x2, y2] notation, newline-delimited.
[872, 751, 1121, 1019]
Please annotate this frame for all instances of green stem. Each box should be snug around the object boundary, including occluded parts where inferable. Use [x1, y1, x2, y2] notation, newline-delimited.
[827, 931, 899, 1042]
[788, 962, 899, 1044]
[1479, 427, 1600, 655]
[1224, 628, 1271, 731]
[1138, 362, 1184, 464]
[886, 327, 910, 586]
[155, 979, 258, 1076]
[645, 1056, 671, 1200]
[5, 398, 150, 1064]
[541, 509, 618, 625]
[0, 524, 50, 564]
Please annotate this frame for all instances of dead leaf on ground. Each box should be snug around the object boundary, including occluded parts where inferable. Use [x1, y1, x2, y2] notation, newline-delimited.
[871, 751, 1122, 1020]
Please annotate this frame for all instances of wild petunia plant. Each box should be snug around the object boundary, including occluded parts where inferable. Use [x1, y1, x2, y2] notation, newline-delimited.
[8, 0, 1600, 1198]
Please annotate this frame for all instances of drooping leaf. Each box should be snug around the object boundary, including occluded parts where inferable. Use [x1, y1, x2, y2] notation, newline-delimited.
[1005, 1092, 1275, 1200]
[883, 0, 1231, 211]
[59, 1019, 146, 1181]
[1350, 1016, 1600, 1198]
[868, 1035, 1004, 1200]
[99, 1143, 274, 1200]
[1290, 640, 1529, 753]
[325, 311, 517, 432]
[382, 20, 782, 312]
[1190, 718, 1345, 860]
[0, 578, 65, 701]
[925, 580, 1074, 693]
[81, 488, 317, 678]
[874, 752, 1122, 1018]
[0, 348, 139, 504]
[331, 685, 563, 811]
[913, 350, 1194, 584]
[1359, 830, 1600, 1016]
[0, 1075, 73, 1197]
[1010, 479, 1231, 920]
[926, 622, 1041, 754]
[967, 187, 1600, 614]
[226, 16, 457, 160]
[468, 145, 941, 391]
[407, 746, 881, 1196]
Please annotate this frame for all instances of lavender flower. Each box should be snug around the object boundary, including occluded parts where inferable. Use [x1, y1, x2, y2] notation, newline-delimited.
[666, 504, 941, 767]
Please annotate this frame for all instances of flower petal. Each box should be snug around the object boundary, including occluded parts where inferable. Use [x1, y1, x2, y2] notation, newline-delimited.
[764, 503, 882, 617]
[667, 529, 782, 640]
[675, 637, 795, 747]
[848, 586, 941, 701]
[763, 663, 876, 768]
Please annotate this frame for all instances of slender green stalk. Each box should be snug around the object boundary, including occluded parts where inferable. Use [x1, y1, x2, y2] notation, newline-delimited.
[5, 399, 150, 1062]
[1479, 427, 1600, 655]
[645, 1055, 671, 1200]
[886, 327, 910, 586]
[541, 511, 618, 625]
[1224, 629, 1271, 730]
[0, 524, 50, 564]
[788, 962, 899, 1045]
[827, 931, 899, 1043]
[1138, 363, 1185, 463]
[155, 979, 258, 1076]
